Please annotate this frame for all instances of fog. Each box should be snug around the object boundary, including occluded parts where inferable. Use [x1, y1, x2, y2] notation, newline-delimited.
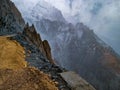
[12, 0, 120, 54]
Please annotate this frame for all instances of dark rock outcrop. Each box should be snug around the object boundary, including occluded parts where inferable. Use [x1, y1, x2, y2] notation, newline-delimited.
[0, 0, 25, 35]
[23, 23, 44, 53]
[23, 23, 54, 63]
[43, 40, 55, 64]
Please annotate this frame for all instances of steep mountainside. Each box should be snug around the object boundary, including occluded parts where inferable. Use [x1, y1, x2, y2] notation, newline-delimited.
[33, 12, 120, 90]
[0, 0, 96, 90]
[0, 0, 25, 35]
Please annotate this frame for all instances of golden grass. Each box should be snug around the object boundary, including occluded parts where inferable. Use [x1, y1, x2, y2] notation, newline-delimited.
[0, 37, 27, 70]
[0, 68, 58, 90]
[0, 36, 58, 90]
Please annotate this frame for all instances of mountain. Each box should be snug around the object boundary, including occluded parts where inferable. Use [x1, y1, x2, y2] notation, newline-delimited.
[25, 0, 66, 24]
[34, 17, 120, 90]
[0, 0, 25, 35]
[0, 0, 96, 90]
[23, 2, 120, 89]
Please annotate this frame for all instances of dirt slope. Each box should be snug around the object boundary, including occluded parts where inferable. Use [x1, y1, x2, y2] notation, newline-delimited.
[0, 36, 58, 90]
[0, 36, 27, 70]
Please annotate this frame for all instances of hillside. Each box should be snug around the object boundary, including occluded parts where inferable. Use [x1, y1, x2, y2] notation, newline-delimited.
[0, 36, 27, 69]
[0, 36, 58, 90]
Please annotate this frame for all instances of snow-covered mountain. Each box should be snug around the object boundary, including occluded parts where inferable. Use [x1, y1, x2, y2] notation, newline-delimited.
[12, 0, 66, 24]
[31, 0, 66, 22]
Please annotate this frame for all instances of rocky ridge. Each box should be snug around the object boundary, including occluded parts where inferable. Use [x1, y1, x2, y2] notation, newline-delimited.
[23, 23, 54, 63]
[0, 0, 25, 35]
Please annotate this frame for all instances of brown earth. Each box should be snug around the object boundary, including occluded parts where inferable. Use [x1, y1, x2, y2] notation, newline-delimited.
[0, 36, 58, 90]
[0, 36, 27, 70]
[0, 68, 58, 90]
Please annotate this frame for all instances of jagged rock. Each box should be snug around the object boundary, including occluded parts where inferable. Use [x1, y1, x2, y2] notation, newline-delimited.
[23, 23, 44, 53]
[23, 23, 54, 63]
[43, 40, 55, 64]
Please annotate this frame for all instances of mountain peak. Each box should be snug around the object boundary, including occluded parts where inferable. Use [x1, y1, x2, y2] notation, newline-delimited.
[30, 0, 66, 22]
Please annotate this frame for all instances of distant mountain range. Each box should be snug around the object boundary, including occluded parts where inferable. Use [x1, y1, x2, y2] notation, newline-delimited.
[12, 0, 120, 90]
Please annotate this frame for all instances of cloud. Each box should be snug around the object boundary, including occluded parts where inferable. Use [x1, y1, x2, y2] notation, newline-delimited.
[43, 0, 120, 32]
[12, 0, 120, 54]
[71, 0, 120, 54]
[44, 0, 120, 27]
[11, 0, 120, 32]
[44, 0, 71, 14]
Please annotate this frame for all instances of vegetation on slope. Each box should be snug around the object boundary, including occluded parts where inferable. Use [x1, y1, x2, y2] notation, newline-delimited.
[0, 36, 58, 90]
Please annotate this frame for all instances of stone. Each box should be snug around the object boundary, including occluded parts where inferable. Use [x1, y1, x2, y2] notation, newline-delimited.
[60, 71, 96, 90]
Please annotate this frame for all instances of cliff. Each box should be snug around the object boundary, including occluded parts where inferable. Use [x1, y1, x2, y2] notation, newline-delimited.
[23, 23, 54, 63]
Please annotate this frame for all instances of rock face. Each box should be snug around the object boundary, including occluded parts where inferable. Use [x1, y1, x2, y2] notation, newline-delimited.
[0, 0, 25, 35]
[23, 23, 54, 63]
[43, 40, 55, 64]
